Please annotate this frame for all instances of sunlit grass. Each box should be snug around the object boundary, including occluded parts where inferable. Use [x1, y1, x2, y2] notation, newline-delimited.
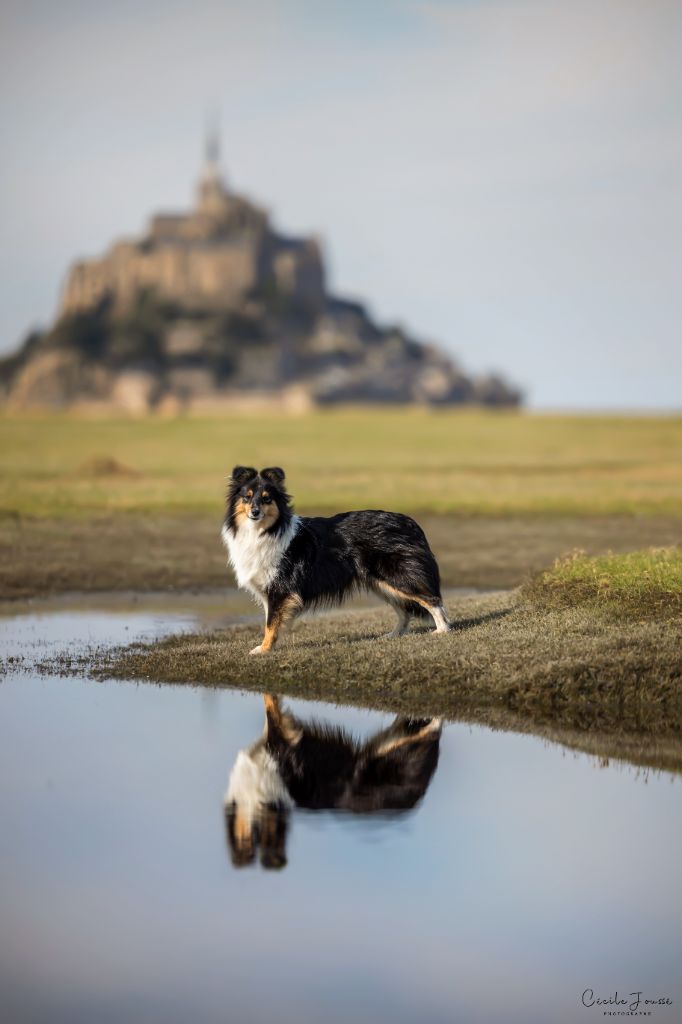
[525, 546, 682, 616]
[1, 409, 681, 518]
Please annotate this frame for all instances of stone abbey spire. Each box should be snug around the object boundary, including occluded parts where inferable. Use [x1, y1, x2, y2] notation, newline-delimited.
[198, 117, 229, 214]
[203, 117, 222, 180]
[206, 121, 220, 164]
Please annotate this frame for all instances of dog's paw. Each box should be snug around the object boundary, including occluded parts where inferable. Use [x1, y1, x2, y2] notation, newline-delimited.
[249, 644, 270, 656]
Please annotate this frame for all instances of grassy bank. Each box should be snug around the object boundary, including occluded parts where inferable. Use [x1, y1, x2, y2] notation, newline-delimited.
[89, 593, 681, 731]
[67, 549, 680, 770]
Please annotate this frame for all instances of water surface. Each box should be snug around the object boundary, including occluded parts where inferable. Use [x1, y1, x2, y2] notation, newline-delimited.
[0, 604, 679, 1024]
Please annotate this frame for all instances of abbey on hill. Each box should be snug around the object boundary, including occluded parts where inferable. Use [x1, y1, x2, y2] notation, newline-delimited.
[61, 132, 325, 321]
[0, 134, 521, 413]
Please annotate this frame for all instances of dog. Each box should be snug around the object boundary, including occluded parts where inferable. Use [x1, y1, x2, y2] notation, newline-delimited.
[221, 465, 450, 654]
[224, 694, 442, 869]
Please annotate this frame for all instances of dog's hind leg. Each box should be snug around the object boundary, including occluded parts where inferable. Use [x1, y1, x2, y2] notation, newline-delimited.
[371, 715, 442, 751]
[374, 580, 450, 635]
[385, 604, 412, 639]
[428, 603, 451, 634]
[371, 583, 412, 638]
[375, 718, 442, 756]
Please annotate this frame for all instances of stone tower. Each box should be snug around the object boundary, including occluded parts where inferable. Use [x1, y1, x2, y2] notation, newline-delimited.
[59, 130, 325, 317]
[197, 123, 230, 217]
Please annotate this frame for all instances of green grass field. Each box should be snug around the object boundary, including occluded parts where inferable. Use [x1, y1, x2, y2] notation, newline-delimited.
[2, 410, 681, 518]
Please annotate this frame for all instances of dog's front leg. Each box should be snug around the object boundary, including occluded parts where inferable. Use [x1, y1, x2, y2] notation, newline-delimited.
[250, 593, 303, 655]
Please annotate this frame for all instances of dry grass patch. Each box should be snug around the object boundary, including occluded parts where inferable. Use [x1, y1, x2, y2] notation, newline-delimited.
[85, 591, 682, 741]
[78, 455, 140, 477]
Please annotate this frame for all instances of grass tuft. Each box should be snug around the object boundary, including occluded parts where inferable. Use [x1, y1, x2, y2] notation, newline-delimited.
[78, 455, 141, 477]
[523, 546, 682, 618]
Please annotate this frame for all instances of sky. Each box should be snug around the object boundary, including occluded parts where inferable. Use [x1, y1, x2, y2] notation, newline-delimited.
[1, 0, 680, 409]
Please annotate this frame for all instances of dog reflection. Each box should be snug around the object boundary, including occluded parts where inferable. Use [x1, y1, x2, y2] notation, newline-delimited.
[224, 694, 442, 870]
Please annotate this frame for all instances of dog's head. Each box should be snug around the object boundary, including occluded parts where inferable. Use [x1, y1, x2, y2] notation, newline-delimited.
[227, 466, 291, 533]
[224, 739, 292, 870]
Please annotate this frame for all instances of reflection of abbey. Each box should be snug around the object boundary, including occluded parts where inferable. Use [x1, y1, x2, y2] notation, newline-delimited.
[62, 133, 325, 317]
[0, 133, 521, 412]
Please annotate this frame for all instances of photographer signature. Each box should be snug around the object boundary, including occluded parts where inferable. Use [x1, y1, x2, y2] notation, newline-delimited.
[582, 990, 673, 1014]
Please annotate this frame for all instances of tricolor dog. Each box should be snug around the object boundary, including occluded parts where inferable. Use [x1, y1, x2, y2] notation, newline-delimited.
[224, 694, 442, 869]
[221, 466, 450, 654]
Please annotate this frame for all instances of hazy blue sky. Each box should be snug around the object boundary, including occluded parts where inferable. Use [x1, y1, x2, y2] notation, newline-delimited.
[1, 0, 680, 408]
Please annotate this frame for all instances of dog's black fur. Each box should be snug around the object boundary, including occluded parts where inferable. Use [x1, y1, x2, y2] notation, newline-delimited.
[265, 702, 441, 814]
[224, 695, 442, 869]
[223, 465, 450, 652]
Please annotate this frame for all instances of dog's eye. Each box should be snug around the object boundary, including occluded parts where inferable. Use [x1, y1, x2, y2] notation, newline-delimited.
[262, 496, 272, 505]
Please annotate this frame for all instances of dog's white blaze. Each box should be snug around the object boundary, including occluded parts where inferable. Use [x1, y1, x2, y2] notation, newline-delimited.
[221, 515, 301, 603]
[224, 745, 292, 819]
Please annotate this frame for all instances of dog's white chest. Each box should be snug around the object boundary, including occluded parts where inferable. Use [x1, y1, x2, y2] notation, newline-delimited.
[224, 746, 292, 813]
[221, 517, 299, 597]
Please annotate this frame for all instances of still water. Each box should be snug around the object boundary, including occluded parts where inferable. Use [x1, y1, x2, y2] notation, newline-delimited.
[0, 603, 680, 1024]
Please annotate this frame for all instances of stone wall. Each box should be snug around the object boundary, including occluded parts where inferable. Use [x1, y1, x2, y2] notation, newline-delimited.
[61, 236, 263, 315]
[60, 193, 325, 317]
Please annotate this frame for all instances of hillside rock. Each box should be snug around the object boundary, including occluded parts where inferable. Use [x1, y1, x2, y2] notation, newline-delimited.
[0, 137, 522, 413]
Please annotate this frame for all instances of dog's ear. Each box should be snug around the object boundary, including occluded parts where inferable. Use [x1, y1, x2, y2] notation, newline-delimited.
[260, 467, 286, 486]
[231, 465, 257, 487]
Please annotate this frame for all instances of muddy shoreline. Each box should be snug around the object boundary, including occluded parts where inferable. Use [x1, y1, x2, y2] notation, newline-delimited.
[8, 587, 677, 775]
[2, 512, 680, 601]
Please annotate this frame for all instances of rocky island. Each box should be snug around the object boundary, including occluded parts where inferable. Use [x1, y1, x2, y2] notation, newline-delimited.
[0, 133, 521, 413]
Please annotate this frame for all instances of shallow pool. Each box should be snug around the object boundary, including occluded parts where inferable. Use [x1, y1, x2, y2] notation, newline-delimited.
[0, 603, 679, 1024]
